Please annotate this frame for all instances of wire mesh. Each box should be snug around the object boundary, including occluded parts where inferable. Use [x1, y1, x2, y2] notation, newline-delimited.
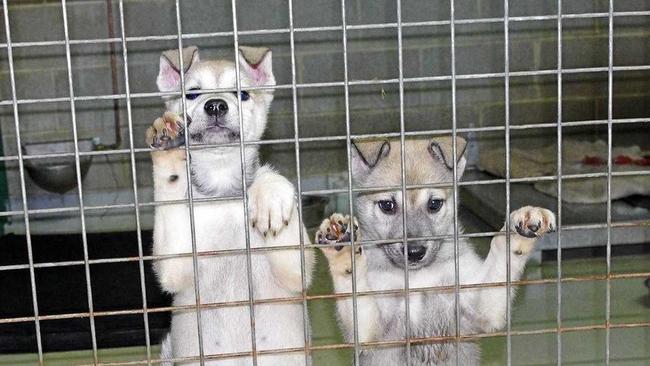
[0, 1, 648, 365]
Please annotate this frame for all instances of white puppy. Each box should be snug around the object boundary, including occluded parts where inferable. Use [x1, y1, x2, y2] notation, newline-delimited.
[146, 46, 314, 365]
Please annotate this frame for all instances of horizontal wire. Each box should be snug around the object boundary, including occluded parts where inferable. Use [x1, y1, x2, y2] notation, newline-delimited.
[73, 320, 650, 366]
[1, 10, 649, 51]
[2, 64, 650, 108]
[1, 168, 649, 218]
[1, 116, 649, 163]
[0, 217, 647, 272]
[1, 270, 647, 326]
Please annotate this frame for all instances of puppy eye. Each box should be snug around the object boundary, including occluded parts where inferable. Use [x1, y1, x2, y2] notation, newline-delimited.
[377, 199, 397, 215]
[428, 198, 444, 213]
[185, 87, 201, 100]
[233, 91, 250, 101]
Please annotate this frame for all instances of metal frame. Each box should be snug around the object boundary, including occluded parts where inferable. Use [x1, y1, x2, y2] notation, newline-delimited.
[1, 1, 649, 365]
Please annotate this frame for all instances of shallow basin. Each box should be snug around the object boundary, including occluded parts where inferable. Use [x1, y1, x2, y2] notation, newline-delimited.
[22, 139, 96, 194]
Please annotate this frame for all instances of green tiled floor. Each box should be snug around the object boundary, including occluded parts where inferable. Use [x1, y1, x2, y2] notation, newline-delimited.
[2, 252, 648, 365]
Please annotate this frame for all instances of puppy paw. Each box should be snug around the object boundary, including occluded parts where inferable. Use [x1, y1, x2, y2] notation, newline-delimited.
[146, 112, 186, 150]
[248, 169, 296, 237]
[510, 206, 556, 238]
[316, 213, 363, 276]
[507, 206, 556, 255]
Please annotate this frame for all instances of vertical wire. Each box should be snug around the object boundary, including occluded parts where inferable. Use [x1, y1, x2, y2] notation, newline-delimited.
[60, 1, 100, 362]
[116, 1, 152, 364]
[503, 0, 513, 365]
[395, 0, 412, 364]
[1, 2, 44, 364]
[171, 1, 205, 364]
[449, 0, 462, 363]
[555, 0, 563, 364]
[339, 0, 363, 363]
[286, 0, 313, 363]
[228, 2, 259, 364]
[605, 0, 614, 364]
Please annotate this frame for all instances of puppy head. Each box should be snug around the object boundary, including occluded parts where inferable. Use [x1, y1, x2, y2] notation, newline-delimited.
[156, 46, 275, 145]
[350, 136, 467, 270]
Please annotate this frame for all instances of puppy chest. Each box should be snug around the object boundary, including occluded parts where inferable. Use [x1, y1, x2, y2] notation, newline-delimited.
[191, 201, 248, 249]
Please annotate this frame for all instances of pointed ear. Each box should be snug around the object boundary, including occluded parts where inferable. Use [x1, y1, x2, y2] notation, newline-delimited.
[350, 139, 391, 179]
[428, 136, 467, 178]
[156, 46, 200, 92]
[238, 46, 275, 86]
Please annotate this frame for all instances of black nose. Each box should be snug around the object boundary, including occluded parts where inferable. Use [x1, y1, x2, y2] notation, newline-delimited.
[406, 244, 427, 262]
[204, 99, 229, 117]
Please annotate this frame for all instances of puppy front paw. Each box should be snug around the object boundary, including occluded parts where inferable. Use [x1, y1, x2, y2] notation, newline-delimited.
[316, 213, 363, 276]
[507, 206, 556, 255]
[510, 206, 556, 238]
[146, 112, 186, 150]
[248, 170, 296, 237]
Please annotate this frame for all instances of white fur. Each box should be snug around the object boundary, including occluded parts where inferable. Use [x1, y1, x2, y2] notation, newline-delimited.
[151, 47, 314, 365]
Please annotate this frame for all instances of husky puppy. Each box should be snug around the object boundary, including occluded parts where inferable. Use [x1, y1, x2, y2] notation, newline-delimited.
[146, 46, 314, 365]
[316, 136, 556, 365]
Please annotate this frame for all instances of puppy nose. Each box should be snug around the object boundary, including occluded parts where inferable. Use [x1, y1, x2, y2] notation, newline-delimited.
[204, 99, 229, 117]
[406, 244, 427, 262]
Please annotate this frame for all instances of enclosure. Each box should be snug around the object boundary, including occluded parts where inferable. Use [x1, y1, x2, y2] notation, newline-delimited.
[0, 0, 649, 365]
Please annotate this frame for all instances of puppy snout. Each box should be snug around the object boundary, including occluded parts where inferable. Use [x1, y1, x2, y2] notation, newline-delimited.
[204, 99, 229, 118]
[404, 244, 427, 262]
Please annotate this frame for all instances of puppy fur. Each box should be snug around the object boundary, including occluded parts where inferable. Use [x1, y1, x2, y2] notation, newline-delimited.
[316, 136, 556, 365]
[148, 46, 314, 365]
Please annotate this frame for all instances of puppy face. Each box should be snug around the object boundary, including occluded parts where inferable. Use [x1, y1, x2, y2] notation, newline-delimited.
[156, 46, 275, 146]
[351, 137, 467, 270]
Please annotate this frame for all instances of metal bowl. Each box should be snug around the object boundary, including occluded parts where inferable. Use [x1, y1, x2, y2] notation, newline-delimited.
[22, 139, 96, 194]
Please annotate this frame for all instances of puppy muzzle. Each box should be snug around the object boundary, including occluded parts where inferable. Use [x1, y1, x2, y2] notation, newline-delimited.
[204, 98, 229, 118]
[404, 243, 427, 263]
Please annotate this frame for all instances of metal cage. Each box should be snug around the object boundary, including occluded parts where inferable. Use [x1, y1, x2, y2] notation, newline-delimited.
[1, 0, 649, 365]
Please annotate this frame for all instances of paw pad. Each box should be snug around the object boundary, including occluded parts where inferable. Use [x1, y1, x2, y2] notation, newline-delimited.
[315, 214, 359, 252]
[146, 112, 186, 150]
[510, 206, 556, 239]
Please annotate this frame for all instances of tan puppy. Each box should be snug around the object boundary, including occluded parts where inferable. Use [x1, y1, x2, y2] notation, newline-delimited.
[316, 136, 555, 365]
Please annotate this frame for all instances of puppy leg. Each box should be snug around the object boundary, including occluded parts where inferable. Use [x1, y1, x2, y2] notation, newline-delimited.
[471, 206, 556, 332]
[147, 112, 195, 294]
[248, 165, 295, 238]
[316, 214, 379, 343]
[248, 165, 315, 293]
[147, 111, 188, 201]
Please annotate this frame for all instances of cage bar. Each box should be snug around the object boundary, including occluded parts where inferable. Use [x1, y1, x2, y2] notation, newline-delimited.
[605, 0, 615, 364]
[60, 0, 100, 362]
[555, 0, 563, 364]
[172, 0, 206, 364]
[286, 0, 313, 363]
[338, 0, 364, 363]
[117, 0, 152, 363]
[1, 1, 45, 364]
[503, 0, 513, 364]
[229, 0, 260, 364]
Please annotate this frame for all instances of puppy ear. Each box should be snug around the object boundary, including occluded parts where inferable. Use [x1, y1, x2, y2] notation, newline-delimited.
[157, 46, 200, 92]
[428, 136, 467, 178]
[238, 46, 275, 86]
[350, 139, 391, 179]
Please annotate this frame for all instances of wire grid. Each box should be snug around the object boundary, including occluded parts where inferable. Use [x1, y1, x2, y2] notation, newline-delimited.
[0, 1, 648, 365]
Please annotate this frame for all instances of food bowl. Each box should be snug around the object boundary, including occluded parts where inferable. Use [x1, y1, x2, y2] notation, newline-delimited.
[22, 139, 96, 194]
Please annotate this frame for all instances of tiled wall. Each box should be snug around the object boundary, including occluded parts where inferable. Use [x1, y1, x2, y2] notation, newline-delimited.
[0, 0, 649, 229]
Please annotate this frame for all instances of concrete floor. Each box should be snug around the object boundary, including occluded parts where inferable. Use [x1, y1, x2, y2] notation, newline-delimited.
[1, 250, 648, 365]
